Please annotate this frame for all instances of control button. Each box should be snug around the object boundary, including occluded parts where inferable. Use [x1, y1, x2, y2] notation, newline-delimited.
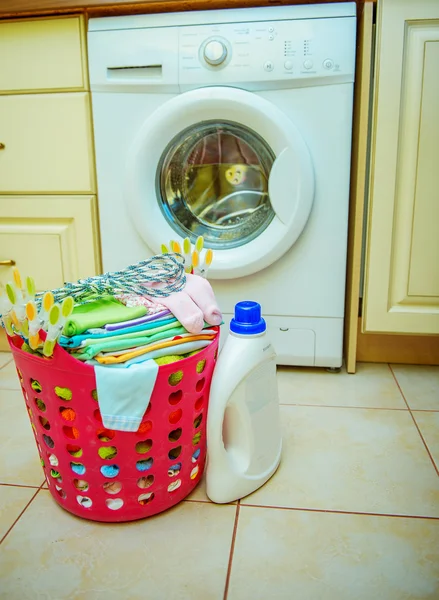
[268, 34, 274, 41]
[268, 26, 274, 33]
[203, 39, 228, 66]
[323, 58, 334, 70]
[284, 60, 293, 70]
[303, 60, 313, 70]
[264, 61, 274, 72]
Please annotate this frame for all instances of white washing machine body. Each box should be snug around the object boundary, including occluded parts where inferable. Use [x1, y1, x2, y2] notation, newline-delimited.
[88, 3, 356, 367]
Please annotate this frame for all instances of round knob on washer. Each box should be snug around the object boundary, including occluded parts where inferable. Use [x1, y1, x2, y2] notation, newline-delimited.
[204, 40, 228, 66]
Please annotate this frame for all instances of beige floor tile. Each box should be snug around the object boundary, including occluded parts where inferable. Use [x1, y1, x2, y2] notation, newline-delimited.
[413, 411, 439, 471]
[277, 362, 406, 409]
[243, 405, 439, 517]
[0, 389, 44, 486]
[0, 490, 236, 600]
[0, 359, 21, 391]
[186, 471, 210, 502]
[0, 352, 12, 370]
[228, 506, 439, 600]
[391, 365, 439, 410]
[0, 485, 37, 540]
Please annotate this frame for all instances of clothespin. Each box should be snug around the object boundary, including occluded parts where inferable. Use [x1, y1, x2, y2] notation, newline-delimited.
[200, 248, 214, 279]
[0, 283, 14, 336]
[26, 301, 42, 350]
[42, 297, 74, 357]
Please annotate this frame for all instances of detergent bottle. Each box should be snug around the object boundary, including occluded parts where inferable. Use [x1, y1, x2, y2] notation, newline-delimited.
[206, 301, 282, 503]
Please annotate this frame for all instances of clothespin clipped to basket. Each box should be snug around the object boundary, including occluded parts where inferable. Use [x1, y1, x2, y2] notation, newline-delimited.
[43, 297, 74, 357]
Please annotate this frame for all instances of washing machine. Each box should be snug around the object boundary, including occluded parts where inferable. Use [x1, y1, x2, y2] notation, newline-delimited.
[88, 3, 356, 367]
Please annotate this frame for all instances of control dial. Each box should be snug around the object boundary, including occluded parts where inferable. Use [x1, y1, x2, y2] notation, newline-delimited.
[203, 39, 228, 66]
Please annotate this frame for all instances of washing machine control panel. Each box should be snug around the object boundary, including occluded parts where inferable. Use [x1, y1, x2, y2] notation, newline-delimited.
[179, 16, 356, 86]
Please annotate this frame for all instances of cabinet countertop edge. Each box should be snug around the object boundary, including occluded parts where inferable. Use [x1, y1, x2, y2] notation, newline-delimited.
[0, 0, 373, 21]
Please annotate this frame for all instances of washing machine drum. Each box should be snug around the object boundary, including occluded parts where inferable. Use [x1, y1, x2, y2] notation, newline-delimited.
[126, 87, 314, 279]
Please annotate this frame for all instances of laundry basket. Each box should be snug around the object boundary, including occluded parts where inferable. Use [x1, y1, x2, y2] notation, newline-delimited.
[8, 329, 219, 522]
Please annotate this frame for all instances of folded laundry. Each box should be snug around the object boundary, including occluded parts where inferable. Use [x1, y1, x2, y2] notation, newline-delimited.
[59, 316, 178, 349]
[104, 309, 171, 331]
[94, 333, 216, 365]
[98, 329, 217, 357]
[86, 339, 212, 368]
[71, 324, 209, 360]
[63, 296, 148, 337]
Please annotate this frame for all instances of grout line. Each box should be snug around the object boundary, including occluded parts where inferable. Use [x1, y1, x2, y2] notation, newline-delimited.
[389, 364, 439, 478]
[223, 502, 241, 600]
[279, 402, 408, 411]
[0, 482, 42, 489]
[239, 502, 439, 520]
[0, 354, 13, 370]
[0, 486, 42, 545]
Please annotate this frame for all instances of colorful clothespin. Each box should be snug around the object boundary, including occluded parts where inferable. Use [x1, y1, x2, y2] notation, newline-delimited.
[38, 291, 54, 330]
[195, 236, 204, 253]
[200, 248, 214, 279]
[192, 250, 200, 276]
[183, 237, 192, 273]
[26, 301, 42, 350]
[5, 282, 25, 332]
[24, 276, 36, 303]
[43, 304, 61, 357]
[42, 297, 74, 357]
[171, 240, 181, 254]
[0, 283, 14, 336]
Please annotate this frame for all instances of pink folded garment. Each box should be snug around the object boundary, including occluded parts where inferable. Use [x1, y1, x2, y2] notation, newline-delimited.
[142, 274, 222, 334]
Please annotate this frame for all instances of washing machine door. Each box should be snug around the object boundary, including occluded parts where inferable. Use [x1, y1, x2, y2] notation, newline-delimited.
[126, 86, 314, 279]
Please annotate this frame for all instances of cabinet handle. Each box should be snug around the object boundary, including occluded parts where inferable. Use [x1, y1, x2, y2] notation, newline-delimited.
[0, 143, 5, 150]
[0, 259, 16, 266]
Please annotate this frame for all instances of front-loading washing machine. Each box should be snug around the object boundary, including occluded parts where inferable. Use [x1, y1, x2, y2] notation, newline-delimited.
[88, 3, 356, 367]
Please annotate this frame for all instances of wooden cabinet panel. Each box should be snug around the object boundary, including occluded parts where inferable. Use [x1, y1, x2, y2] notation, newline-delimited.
[0, 17, 87, 93]
[363, 0, 439, 334]
[0, 93, 95, 193]
[0, 195, 101, 291]
[408, 41, 439, 298]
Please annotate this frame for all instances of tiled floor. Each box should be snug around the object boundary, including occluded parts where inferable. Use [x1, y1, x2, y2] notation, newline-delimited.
[1, 354, 438, 599]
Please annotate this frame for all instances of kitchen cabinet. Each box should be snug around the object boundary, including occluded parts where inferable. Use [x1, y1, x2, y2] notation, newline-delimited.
[0, 93, 95, 193]
[0, 16, 101, 351]
[0, 16, 87, 93]
[363, 0, 439, 335]
[0, 196, 100, 291]
[345, 0, 439, 372]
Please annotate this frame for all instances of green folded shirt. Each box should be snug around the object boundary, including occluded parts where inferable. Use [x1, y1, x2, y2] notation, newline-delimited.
[63, 296, 148, 337]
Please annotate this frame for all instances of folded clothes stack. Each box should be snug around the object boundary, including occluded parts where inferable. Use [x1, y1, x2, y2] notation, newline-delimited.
[58, 289, 219, 368]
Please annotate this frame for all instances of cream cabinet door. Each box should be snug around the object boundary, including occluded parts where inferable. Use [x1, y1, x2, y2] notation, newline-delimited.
[0, 93, 95, 194]
[363, 0, 439, 334]
[0, 196, 101, 291]
[0, 17, 87, 93]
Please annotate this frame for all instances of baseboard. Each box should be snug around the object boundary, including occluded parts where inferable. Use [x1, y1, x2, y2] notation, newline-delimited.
[356, 317, 439, 365]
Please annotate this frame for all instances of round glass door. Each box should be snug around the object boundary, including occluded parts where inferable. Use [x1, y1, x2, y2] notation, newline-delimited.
[157, 120, 276, 249]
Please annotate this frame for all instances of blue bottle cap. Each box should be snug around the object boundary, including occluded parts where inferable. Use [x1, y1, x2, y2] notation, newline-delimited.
[230, 301, 266, 335]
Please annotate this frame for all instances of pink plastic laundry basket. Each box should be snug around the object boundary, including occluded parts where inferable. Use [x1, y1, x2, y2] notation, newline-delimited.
[8, 329, 219, 522]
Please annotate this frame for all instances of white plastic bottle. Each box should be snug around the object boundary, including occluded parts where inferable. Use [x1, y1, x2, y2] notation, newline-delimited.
[206, 301, 282, 504]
